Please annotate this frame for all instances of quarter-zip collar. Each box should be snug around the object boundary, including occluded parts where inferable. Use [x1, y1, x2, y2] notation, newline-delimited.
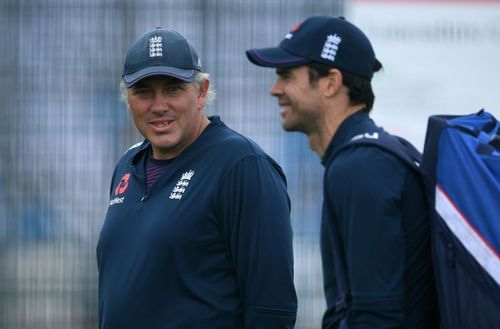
[321, 110, 376, 167]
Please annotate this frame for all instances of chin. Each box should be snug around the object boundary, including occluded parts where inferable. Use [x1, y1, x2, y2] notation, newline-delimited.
[281, 121, 297, 132]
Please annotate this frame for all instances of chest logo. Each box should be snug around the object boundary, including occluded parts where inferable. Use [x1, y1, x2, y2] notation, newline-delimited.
[114, 173, 131, 195]
[169, 170, 195, 200]
[110, 172, 130, 206]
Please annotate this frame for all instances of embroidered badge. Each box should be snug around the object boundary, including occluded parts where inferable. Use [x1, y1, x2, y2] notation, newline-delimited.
[169, 170, 195, 200]
[285, 21, 304, 40]
[320, 34, 342, 62]
[149, 35, 163, 57]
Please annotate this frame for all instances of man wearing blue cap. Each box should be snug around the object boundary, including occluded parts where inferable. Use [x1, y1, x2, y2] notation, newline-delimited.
[97, 28, 297, 329]
[247, 16, 438, 329]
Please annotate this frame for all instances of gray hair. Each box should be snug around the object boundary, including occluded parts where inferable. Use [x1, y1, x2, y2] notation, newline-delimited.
[119, 72, 216, 109]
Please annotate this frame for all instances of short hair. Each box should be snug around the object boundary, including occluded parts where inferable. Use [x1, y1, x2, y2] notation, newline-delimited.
[119, 72, 216, 109]
[307, 62, 380, 113]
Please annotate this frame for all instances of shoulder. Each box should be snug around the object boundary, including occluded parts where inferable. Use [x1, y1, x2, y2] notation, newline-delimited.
[326, 145, 409, 196]
[205, 124, 286, 182]
[207, 122, 275, 163]
[331, 145, 407, 175]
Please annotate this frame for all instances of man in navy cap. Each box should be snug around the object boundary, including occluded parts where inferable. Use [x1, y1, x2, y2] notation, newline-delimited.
[97, 27, 297, 329]
[247, 16, 438, 329]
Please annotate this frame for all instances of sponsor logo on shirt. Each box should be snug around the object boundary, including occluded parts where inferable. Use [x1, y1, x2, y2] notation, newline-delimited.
[110, 172, 130, 206]
[109, 197, 124, 206]
[170, 170, 195, 200]
[115, 173, 131, 195]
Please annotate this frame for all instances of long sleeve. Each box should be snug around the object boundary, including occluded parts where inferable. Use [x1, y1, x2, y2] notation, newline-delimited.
[217, 154, 297, 328]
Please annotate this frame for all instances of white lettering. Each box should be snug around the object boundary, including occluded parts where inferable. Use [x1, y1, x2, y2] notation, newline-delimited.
[351, 132, 379, 141]
[109, 197, 124, 206]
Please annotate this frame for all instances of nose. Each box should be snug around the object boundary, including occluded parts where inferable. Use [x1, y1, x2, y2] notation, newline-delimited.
[270, 78, 283, 97]
[151, 92, 168, 113]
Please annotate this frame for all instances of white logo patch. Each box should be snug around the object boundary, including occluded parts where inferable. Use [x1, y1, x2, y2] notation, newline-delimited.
[169, 170, 195, 200]
[149, 36, 163, 57]
[351, 132, 379, 141]
[320, 34, 342, 62]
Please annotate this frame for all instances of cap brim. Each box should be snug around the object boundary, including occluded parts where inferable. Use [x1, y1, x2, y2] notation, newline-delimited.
[246, 47, 309, 68]
[122, 66, 198, 87]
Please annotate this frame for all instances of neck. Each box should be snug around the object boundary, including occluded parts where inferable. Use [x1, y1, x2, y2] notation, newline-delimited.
[308, 104, 365, 158]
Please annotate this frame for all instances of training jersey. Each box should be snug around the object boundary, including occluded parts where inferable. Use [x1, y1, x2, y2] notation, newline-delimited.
[97, 116, 297, 329]
[320, 111, 437, 329]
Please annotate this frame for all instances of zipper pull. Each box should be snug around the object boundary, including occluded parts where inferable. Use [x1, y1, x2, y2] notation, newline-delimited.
[141, 194, 148, 202]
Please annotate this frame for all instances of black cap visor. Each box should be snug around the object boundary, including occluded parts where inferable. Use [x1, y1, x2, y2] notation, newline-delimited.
[123, 66, 198, 87]
[246, 47, 309, 68]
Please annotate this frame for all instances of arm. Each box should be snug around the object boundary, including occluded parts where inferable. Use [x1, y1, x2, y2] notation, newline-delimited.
[217, 155, 297, 328]
[327, 147, 407, 329]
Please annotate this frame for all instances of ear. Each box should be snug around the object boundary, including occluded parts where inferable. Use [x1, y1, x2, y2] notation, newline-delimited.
[197, 79, 209, 110]
[322, 68, 343, 98]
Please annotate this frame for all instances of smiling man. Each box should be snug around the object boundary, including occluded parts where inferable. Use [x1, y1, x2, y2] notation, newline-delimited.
[97, 28, 297, 329]
[247, 16, 438, 329]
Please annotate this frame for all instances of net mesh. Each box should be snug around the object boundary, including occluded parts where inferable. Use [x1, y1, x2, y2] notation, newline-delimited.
[0, 1, 344, 328]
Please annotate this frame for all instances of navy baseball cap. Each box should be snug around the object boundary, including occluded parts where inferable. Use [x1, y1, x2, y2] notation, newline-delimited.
[122, 27, 202, 87]
[246, 16, 381, 81]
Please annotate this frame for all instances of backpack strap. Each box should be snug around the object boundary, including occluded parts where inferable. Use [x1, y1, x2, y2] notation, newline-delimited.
[326, 131, 422, 172]
[324, 131, 423, 318]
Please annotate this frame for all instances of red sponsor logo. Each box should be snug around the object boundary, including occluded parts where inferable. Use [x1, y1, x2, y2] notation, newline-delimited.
[115, 173, 130, 195]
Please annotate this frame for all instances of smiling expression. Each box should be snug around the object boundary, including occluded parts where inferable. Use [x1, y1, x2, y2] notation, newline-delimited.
[127, 75, 208, 160]
[270, 66, 324, 135]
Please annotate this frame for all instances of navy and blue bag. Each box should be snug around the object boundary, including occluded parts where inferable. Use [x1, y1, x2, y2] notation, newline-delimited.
[327, 110, 500, 328]
[421, 110, 500, 329]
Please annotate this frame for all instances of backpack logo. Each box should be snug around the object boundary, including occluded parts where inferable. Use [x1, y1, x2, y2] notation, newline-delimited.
[149, 36, 163, 57]
[320, 34, 342, 62]
[169, 170, 195, 200]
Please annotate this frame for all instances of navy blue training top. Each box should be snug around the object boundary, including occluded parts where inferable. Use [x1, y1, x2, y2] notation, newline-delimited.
[320, 111, 437, 329]
[97, 116, 297, 329]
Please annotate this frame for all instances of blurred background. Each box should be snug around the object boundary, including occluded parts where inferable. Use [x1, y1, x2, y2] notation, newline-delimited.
[0, 0, 498, 328]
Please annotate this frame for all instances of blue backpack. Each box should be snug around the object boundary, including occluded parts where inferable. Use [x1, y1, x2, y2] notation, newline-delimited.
[329, 110, 500, 328]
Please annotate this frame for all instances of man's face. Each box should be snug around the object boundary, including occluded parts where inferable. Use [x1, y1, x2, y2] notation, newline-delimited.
[127, 75, 208, 160]
[270, 66, 324, 134]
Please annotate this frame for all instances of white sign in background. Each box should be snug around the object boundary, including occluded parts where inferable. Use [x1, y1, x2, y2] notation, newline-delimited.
[348, 0, 500, 150]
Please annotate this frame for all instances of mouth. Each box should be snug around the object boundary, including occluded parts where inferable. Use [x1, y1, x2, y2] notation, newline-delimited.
[278, 98, 291, 108]
[278, 103, 290, 115]
[278, 99, 289, 107]
[149, 119, 174, 129]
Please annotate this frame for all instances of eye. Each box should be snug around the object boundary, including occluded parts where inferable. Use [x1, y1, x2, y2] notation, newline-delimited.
[131, 87, 152, 97]
[277, 70, 292, 80]
[166, 85, 183, 92]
